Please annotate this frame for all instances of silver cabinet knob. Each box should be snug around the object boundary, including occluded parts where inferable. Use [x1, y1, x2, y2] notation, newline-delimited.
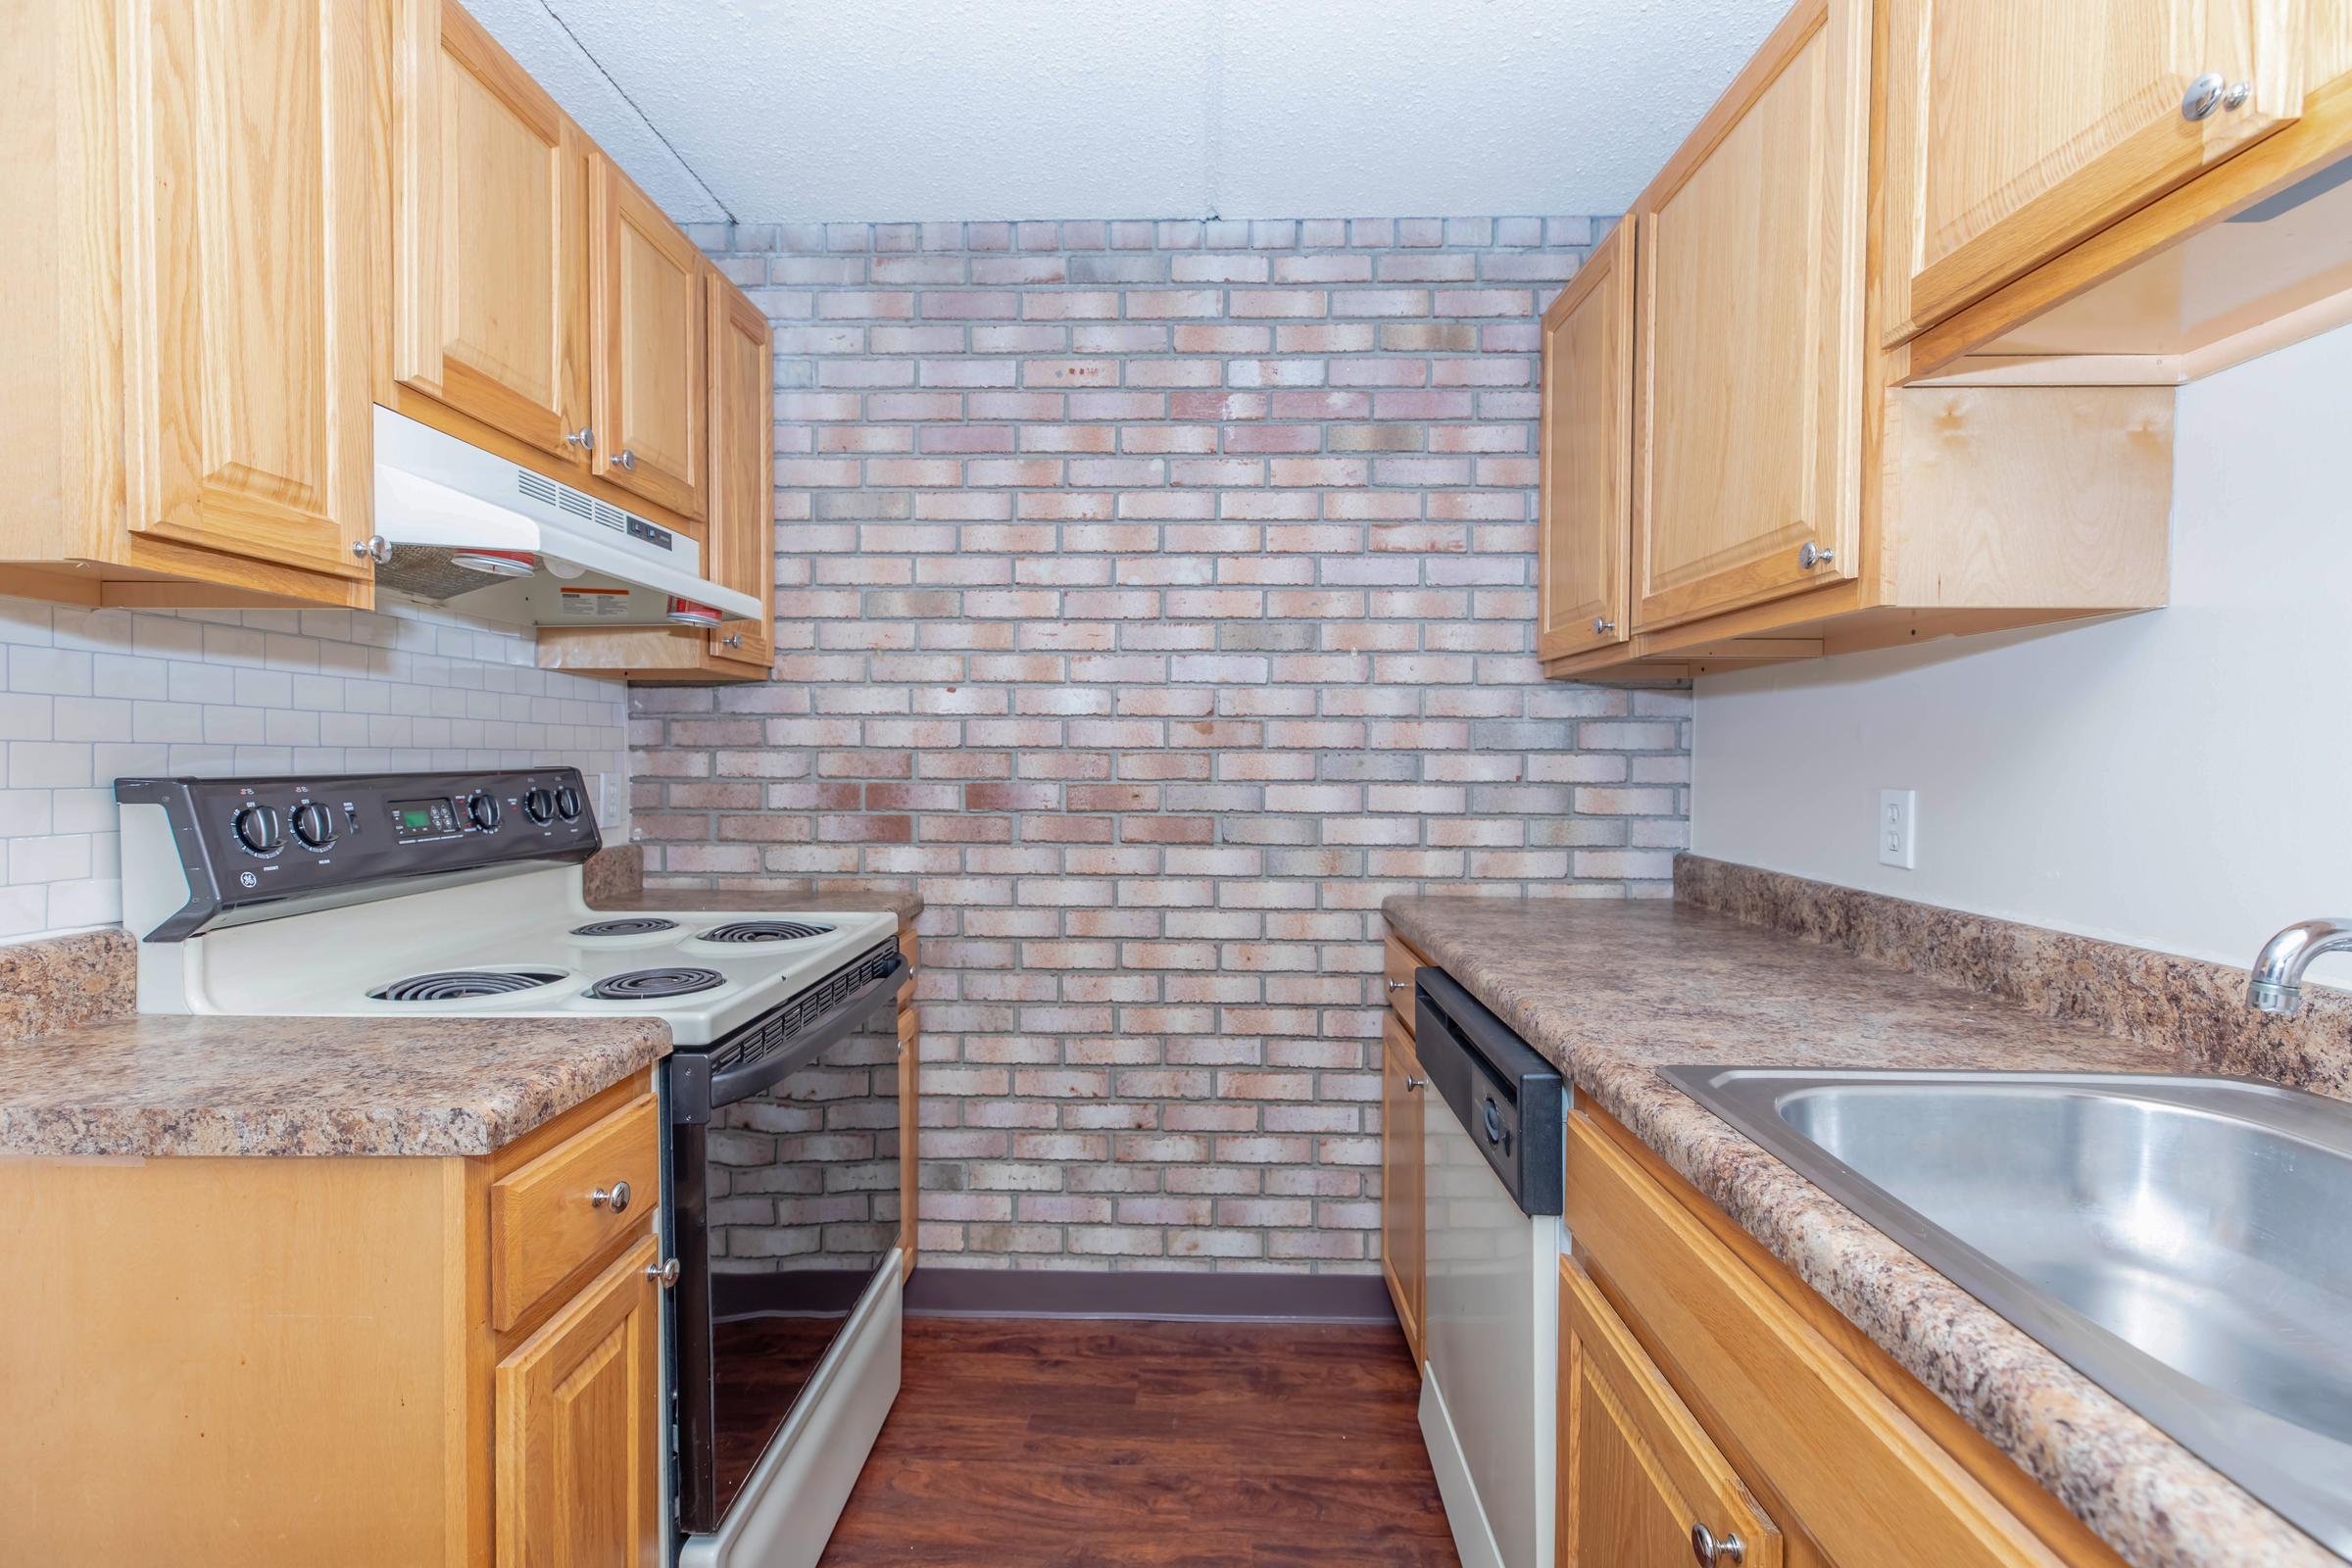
[564, 425, 594, 450]
[1690, 1524, 1744, 1566]
[722, 632, 742, 648]
[1385, 978, 1409, 993]
[646, 1257, 680, 1288]
[351, 534, 392, 564]
[590, 1180, 632, 1214]
[1797, 540, 1834, 569]
[1592, 615, 1616, 635]
[1404, 1075, 1428, 1092]
[2180, 73, 2250, 121]
[610, 449, 637, 471]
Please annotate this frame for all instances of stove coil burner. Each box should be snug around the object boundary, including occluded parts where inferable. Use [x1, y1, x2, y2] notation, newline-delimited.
[697, 920, 837, 944]
[370, 970, 564, 1003]
[588, 967, 726, 1002]
[569, 917, 680, 938]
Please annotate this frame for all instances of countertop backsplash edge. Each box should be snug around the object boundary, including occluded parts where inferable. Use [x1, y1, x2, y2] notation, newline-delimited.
[1674, 854, 2352, 1102]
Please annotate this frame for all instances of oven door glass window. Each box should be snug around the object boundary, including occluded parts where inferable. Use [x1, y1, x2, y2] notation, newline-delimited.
[678, 991, 900, 1531]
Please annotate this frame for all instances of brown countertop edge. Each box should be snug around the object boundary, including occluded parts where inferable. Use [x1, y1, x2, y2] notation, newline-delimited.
[1380, 888, 2338, 1568]
[0, 1014, 672, 1158]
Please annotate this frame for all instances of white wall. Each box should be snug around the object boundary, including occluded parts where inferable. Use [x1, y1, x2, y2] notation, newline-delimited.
[0, 594, 630, 943]
[1692, 319, 2352, 981]
[474, 0, 1790, 222]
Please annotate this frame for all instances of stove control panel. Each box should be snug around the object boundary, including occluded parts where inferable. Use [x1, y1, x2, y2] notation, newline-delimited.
[115, 768, 602, 942]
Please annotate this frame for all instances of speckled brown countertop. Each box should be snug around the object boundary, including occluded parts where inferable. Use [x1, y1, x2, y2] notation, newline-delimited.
[1381, 894, 2337, 1568]
[0, 1012, 671, 1157]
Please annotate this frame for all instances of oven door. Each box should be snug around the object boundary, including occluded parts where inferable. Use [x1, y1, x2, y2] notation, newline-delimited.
[670, 955, 904, 1536]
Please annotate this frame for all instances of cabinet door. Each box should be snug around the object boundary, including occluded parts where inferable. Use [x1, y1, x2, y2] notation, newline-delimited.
[899, 997, 919, 1275]
[594, 161, 707, 519]
[1559, 1257, 1782, 1568]
[392, 0, 593, 466]
[496, 1234, 662, 1568]
[1380, 1013, 1426, 1366]
[119, 0, 374, 586]
[1538, 223, 1636, 663]
[1633, 0, 1866, 633]
[1882, 0, 2306, 345]
[704, 272, 776, 672]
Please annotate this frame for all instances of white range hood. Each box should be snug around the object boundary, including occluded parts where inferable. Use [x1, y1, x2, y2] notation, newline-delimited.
[368, 406, 760, 629]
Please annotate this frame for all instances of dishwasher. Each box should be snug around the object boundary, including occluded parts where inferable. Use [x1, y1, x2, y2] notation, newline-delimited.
[1414, 967, 1566, 1568]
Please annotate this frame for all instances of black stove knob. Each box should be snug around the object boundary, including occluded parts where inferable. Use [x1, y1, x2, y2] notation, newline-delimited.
[289, 800, 336, 851]
[232, 804, 283, 857]
[522, 787, 556, 825]
[554, 783, 583, 822]
[466, 790, 502, 832]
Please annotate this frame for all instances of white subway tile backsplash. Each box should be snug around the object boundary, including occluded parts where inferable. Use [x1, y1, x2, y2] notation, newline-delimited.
[0, 590, 630, 942]
[12, 647, 90, 697]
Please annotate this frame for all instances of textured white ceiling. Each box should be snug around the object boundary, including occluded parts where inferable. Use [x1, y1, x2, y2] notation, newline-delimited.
[465, 0, 1792, 224]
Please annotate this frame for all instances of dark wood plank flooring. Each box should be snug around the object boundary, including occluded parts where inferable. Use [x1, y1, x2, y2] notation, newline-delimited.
[817, 1317, 1462, 1567]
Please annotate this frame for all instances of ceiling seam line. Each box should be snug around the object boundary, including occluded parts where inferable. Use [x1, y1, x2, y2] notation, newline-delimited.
[1202, 0, 1228, 220]
[537, 0, 736, 225]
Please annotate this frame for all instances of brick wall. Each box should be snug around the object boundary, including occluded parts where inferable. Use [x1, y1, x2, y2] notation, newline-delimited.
[631, 216, 1693, 1274]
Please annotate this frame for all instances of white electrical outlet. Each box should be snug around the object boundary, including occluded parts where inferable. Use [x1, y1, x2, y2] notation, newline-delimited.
[1879, 788, 1917, 870]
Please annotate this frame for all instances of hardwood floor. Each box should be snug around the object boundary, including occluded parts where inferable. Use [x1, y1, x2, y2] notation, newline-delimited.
[818, 1317, 1462, 1567]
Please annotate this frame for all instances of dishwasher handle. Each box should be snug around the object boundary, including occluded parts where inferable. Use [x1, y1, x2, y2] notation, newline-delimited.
[1414, 966, 1564, 1216]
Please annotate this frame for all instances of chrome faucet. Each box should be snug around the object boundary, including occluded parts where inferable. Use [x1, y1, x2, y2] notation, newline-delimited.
[2246, 918, 2352, 1014]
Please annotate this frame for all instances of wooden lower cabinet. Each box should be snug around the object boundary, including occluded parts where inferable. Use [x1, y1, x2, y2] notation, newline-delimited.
[1381, 1012, 1427, 1364]
[498, 1233, 664, 1568]
[0, 1073, 667, 1567]
[1379, 923, 1430, 1366]
[899, 927, 921, 1277]
[1560, 1101, 2129, 1568]
[1560, 1256, 1781, 1568]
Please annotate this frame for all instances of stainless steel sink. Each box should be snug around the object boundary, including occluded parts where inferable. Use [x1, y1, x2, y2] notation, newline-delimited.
[1662, 1067, 2352, 1557]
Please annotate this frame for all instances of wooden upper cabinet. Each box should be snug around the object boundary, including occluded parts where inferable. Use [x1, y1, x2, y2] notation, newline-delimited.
[1537, 224, 1636, 663]
[1881, 0, 2308, 346]
[1380, 1012, 1427, 1368]
[392, 0, 594, 467]
[705, 272, 777, 673]
[497, 1232, 662, 1568]
[118, 0, 375, 585]
[594, 161, 709, 520]
[1559, 1257, 1783, 1568]
[1632, 0, 1867, 633]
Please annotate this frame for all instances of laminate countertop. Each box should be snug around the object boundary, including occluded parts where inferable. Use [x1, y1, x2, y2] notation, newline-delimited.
[1380, 893, 2338, 1568]
[0, 880, 923, 1160]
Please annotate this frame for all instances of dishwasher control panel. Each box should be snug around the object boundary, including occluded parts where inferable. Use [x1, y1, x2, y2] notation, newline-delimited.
[1413, 966, 1564, 1216]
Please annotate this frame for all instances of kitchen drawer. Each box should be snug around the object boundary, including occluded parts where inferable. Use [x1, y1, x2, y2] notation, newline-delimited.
[1563, 1106, 2075, 1568]
[490, 1093, 660, 1332]
[1383, 930, 1425, 1035]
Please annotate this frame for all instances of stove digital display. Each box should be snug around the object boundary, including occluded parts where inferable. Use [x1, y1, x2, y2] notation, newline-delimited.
[389, 797, 457, 840]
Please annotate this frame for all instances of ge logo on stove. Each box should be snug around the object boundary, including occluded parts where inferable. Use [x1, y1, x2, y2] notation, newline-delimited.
[238, 871, 259, 889]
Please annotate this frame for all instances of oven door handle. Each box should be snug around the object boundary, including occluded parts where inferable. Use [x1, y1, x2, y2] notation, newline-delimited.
[669, 954, 905, 1124]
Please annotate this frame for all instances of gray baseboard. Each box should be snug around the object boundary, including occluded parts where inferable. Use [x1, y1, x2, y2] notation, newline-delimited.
[904, 1265, 1397, 1324]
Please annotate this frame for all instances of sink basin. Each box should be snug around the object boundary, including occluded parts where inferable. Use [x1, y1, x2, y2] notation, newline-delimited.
[1662, 1067, 2352, 1557]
